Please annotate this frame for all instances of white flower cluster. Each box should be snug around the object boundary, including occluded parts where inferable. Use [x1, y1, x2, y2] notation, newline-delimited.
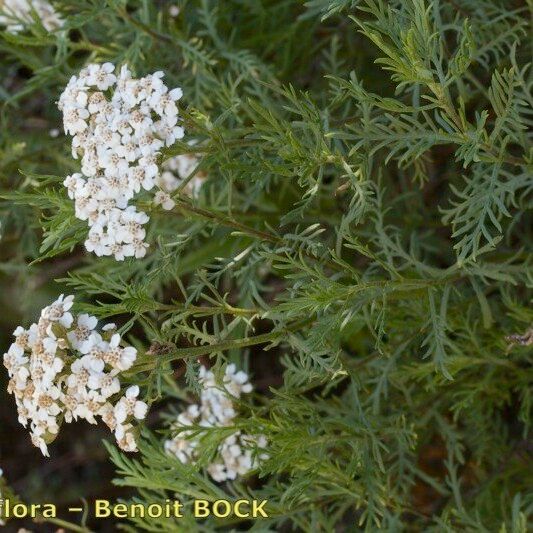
[0, 0, 62, 33]
[2, 295, 148, 456]
[164, 365, 267, 482]
[58, 63, 184, 260]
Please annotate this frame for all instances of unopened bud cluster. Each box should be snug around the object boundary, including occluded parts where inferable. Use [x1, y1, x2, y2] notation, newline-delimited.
[165, 365, 267, 482]
[2, 295, 148, 456]
[58, 63, 184, 260]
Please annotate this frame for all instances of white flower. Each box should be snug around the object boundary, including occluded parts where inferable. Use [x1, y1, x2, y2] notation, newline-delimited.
[11, 366, 30, 390]
[114, 385, 148, 423]
[115, 423, 138, 452]
[66, 358, 91, 394]
[115, 206, 148, 243]
[31, 433, 49, 456]
[81, 343, 106, 373]
[207, 462, 228, 482]
[85, 63, 116, 91]
[88, 370, 121, 398]
[63, 106, 90, 135]
[136, 132, 164, 157]
[80, 151, 99, 177]
[87, 92, 107, 114]
[63, 173, 85, 199]
[38, 359, 64, 390]
[98, 150, 129, 177]
[154, 120, 184, 146]
[74, 195, 99, 222]
[148, 87, 182, 116]
[85, 225, 112, 257]
[73, 390, 106, 425]
[33, 385, 62, 419]
[115, 134, 139, 162]
[138, 154, 159, 180]
[103, 333, 137, 371]
[128, 109, 152, 132]
[41, 294, 74, 328]
[67, 314, 99, 353]
[154, 191, 175, 211]
[129, 238, 148, 259]
[224, 363, 253, 397]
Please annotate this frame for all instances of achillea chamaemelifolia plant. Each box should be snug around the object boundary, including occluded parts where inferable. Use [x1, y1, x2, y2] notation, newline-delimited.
[0, 0, 531, 531]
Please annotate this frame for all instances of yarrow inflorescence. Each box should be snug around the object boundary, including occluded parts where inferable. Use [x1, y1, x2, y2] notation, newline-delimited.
[164, 365, 268, 482]
[2, 295, 148, 456]
[0, 0, 63, 33]
[58, 63, 185, 261]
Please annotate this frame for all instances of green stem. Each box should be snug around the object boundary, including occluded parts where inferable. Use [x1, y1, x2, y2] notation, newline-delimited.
[173, 198, 281, 245]
[133, 329, 285, 372]
[157, 301, 259, 317]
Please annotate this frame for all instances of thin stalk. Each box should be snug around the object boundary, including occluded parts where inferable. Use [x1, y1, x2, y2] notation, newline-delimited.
[156, 301, 259, 317]
[133, 329, 283, 373]
[173, 198, 281, 244]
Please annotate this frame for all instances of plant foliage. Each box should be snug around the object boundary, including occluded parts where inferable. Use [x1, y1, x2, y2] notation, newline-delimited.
[0, 0, 531, 531]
